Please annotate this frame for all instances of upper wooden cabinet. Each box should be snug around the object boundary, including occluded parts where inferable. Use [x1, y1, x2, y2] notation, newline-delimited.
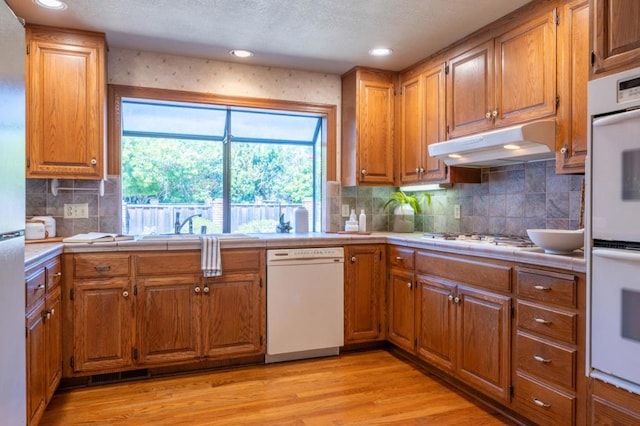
[447, 10, 557, 139]
[591, 0, 640, 78]
[341, 67, 395, 186]
[557, 0, 590, 174]
[26, 25, 106, 179]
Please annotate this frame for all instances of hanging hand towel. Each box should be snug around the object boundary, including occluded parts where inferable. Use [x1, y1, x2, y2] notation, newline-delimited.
[201, 235, 221, 277]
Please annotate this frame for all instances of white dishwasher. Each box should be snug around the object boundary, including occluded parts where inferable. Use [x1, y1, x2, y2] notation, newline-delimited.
[266, 247, 344, 363]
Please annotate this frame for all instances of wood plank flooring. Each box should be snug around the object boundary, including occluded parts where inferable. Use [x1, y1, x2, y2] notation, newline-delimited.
[40, 350, 516, 425]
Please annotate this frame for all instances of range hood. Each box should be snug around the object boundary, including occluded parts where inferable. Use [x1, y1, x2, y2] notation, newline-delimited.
[428, 120, 556, 167]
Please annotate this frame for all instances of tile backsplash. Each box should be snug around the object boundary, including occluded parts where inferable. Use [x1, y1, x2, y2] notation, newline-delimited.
[330, 160, 584, 236]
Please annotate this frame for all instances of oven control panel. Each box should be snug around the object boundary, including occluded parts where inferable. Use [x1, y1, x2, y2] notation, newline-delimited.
[618, 75, 640, 103]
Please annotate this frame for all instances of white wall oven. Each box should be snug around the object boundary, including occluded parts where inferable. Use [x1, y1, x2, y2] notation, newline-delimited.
[589, 65, 640, 394]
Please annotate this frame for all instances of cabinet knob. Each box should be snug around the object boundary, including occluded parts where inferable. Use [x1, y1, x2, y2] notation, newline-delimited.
[407, 282, 412, 289]
[532, 398, 551, 408]
[492, 109, 499, 118]
[533, 354, 551, 363]
[485, 111, 492, 119]
[194, 286, 201, 293]
[351, 256, 357, 263]
[36, 284, 45, 289]
[534, 317, 551, 324]
[415, 168, 420, 173]
[203, 286, 210, 294]
[560, 144, 568, 155]
[453, 296, 460, 304]
[419, 167, 425, 174]
[448, 294, 454, 302]
[45, 310, 51, 320]
[122, 290, 129, 298]
[53, 272, 62, 277]
[360, 169, 367, 176]
[90, 158, 97, 165]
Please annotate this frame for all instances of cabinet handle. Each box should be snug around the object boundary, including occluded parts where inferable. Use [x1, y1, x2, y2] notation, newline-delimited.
[533, 285, 550, 291]
[45, 310, 51, 320]
[351, 256, 357, 263]
[94, 265, 111, 273]
[407, 282, 412, 289]
[194, 286, 201, 293]
[533, 354, 551, 363]
[532, 398, 551, 408]
[395, 256, 404, 261]
[203, 286, 210, 294]
[360, 169, 368, 176]
[36, 284, 45, 289]
[90, 158, 97, 165]
[122, 290, 129, 298]
[534, 317, 551, 324]
[53, 272, 62, 277]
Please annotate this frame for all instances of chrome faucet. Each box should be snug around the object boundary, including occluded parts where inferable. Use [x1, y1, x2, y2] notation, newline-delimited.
[174, 212, 202, 234]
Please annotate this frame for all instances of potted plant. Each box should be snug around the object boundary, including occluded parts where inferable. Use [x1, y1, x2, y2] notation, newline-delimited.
[384, 191, 431, 233]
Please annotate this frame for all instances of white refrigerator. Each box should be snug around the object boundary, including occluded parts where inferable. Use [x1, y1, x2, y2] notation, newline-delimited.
[0, 0, 26, 424]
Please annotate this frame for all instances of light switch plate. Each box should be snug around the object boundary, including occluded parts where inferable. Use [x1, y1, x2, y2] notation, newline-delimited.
[454, 204, 461, 219]
[64, 203, 89, 219]
[341, 204, 350, 217]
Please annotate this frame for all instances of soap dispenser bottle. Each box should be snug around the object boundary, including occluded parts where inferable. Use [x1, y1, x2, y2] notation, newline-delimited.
[359, 209, 366, 232]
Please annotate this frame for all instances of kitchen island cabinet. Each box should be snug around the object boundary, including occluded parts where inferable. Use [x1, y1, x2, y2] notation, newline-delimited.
[341, 67, 395, 186]
[344, 244, 386, 345]
[25, 25, 106, 179]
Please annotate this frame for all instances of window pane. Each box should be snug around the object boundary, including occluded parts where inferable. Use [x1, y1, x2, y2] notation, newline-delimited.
[122, 101, 227, 139]
[229, 142, 314, 233]
[231, 110, 319, 142]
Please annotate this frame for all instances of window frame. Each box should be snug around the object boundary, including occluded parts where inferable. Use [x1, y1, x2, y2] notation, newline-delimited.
[107, 84, 337, 232]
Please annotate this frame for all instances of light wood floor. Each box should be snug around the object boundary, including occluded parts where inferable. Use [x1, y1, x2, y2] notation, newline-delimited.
[41, 350, 516, 425]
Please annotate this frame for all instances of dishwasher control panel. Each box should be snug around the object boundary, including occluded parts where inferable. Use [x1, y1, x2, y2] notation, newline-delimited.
[267, 247, 344, 262]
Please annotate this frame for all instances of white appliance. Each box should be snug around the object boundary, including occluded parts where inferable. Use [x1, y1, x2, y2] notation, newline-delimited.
[427, 119, 556, 167]
[0, 1, 26, 423]
[266, 247, 344, 363]
[589, 65, 640, 394]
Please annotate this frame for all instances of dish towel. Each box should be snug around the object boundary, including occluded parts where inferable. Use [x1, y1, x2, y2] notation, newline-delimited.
[201, 235, 222, 277]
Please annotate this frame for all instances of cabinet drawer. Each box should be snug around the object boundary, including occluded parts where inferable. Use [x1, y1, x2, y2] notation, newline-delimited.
[516, 332, 576, 390]
[74, 254, 131, 278]
[514, 373, 575, 426]
[25, 266, 46, 310]
[45, 258, 62, 291]
[517, 268, 576, 308]
[517, 300, 577, 344]
[388, 246, 414, 270]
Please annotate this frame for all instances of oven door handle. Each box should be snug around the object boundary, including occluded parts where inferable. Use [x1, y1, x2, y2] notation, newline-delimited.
[593, 107, 640, 127]
[593, 248, 640, 262]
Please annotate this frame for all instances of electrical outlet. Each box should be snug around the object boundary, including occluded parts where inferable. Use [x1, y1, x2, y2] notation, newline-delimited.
[454, 204, 461, 219]
[341, 204, 350, 217]
[64, 203, 89, 219]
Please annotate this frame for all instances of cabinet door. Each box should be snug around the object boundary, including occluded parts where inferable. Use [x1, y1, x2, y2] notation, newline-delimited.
[557, 0, 589, 174]
[26, 302, 46, 426]
[26, 26, 105, 178]
[456, 285, 511, 403]
[202, 273, 264, 358]
[387, 268, 415, 352]
[357, 76, 395, 185]
[416, 275, 456, 372]
[136, 276, 201, 365]
[494, 10, 557, 127]
[345, 245, 385, 343]
[73, 278, 133, 373]
[447, 40, 495, 138]
[592, 0, 640, 77]
[44, 286, 62, 402]
[399, 75, 423, 184]
[422, 63, 447, 182]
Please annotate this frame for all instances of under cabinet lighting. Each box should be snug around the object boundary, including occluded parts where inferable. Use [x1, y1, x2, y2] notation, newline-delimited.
[448, 154, 462, 159]
[34, 0, 67, 10]
[229, 49, 253, 58]
[503, 144, 520, 150]
[399, 184, 448, 192]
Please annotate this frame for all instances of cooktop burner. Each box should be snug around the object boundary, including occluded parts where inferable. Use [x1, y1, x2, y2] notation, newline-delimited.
[422, 232, 535, 248]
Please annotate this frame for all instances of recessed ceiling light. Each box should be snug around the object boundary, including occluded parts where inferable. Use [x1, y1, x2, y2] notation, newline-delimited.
[229, 49, 253, 58]
[369, 47, 393, 57]
[34, 0, 67, 10]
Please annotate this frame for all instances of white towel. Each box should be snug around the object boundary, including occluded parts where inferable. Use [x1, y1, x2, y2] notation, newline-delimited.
[201, 235, 221, 277]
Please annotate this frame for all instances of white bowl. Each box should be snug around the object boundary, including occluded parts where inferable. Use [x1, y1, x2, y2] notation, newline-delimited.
[526, 229, 585, 254]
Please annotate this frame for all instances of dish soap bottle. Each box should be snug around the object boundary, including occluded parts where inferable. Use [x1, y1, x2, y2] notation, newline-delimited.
[345, 209, 359, 232]
[359, 209, 366, 232]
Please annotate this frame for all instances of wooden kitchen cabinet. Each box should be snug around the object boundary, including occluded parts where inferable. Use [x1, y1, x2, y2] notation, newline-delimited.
[591, 0, 640, 78]
[25, 25, 106, 179]
[589, 378, 640, 424]
[25, 254, 63, 426]
[399, 62, 480, 185]
[341, 67, 395, 186]
[556, 0, 589, 174]
[387, 247, 416, 352]
[344, 244, 386, 344]
[447, 10, 557, 138]
[514, 267, 586, 426]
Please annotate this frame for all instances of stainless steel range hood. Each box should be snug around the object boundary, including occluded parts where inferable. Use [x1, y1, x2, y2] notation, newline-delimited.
[428, 120, 556, 167]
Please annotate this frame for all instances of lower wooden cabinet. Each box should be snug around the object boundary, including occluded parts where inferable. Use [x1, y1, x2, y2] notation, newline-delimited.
[26, 300, 46, 425]
[589, 378, 640, 424]
[344, 244, 386, 344]
[63, 249, 265, 376]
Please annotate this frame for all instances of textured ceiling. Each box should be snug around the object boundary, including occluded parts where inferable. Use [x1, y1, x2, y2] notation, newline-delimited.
[6, 0, 531, 74]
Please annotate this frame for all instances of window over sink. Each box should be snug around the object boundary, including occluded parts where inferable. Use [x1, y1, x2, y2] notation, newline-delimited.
[109, 85, 336, 235]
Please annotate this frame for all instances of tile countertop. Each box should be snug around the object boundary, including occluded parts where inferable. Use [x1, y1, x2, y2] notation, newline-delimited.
[24, 232, 586, 274]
